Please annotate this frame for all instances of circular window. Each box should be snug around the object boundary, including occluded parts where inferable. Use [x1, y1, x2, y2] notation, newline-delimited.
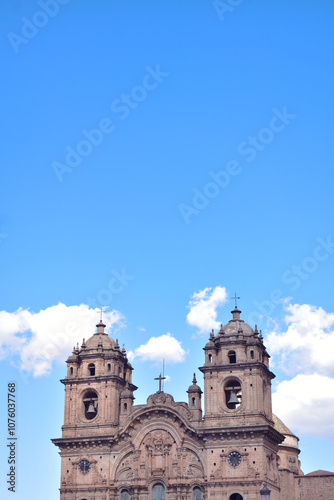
[78, 459, 91, 474]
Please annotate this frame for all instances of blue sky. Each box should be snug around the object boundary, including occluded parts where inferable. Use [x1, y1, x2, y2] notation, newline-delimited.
[0, 1, 334, 498]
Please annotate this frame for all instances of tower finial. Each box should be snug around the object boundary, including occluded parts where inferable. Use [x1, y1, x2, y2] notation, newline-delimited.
[96, 307, 106, 334]
[192, 373, 197, 384]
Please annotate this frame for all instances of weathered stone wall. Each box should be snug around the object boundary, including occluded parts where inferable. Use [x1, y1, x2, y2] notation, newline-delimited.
[279, 469, 298, 500]
[295, 474, 334, 500]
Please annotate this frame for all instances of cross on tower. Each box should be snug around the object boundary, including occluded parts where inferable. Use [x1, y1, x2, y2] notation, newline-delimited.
[99, 307, 107, 322]
[154, 373, 166, 393]
[231, 293, 241, 308]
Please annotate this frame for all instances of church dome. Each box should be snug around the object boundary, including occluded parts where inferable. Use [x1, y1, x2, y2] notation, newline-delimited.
[84, 332, 116, 350]
[79, 320, 118, 353]
[273, 414, 299, 449]
[67, 352, 78, 362]
[120, 385, 133, 399]
[222, 307, 254, 336]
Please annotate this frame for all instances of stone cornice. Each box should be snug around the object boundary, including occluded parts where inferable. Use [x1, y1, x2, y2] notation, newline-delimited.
[197, 424, 284, 445]
[52, 435, 116, 450]
[199, 362, 275, 379]
[60, 375, 138, 391]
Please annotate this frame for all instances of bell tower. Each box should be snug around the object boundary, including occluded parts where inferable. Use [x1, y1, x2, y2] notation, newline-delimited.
[199, 306, 283, 499]
[200, 306, 274, 424]
[52, 319, 137, 499]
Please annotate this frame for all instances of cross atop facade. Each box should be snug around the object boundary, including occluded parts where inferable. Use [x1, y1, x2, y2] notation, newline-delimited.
[231, 293, 241, 308]
[154, 373, 166, 393]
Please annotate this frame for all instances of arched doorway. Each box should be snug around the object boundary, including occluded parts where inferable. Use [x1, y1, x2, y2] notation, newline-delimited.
[152, 483, 165, 500]
[193, 487, 201, 500]
[121, 490, 129, 500]
[229, 494, 243, 500]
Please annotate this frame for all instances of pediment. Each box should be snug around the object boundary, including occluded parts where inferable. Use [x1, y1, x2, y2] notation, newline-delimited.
[146, 392, 192, 421]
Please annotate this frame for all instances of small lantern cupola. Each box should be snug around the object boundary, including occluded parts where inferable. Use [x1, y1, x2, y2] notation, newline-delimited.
[231, 306, 241, 320]
[96, 319, 106, 335]
[187, 373, 203, 422]
[119, 383, 135, 423]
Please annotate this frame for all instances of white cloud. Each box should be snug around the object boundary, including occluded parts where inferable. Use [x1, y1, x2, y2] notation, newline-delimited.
[127, 333, 186, 364]
[266, 302, 334, 376]
[273, 374, 334, 439]
[267, 301, 334, 439]
[187, 286, 228, 334]
[0, 303, 125, 377]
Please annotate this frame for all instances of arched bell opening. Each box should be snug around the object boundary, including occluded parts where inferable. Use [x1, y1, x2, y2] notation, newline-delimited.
[88, 363, 95, 376]
[83, 390, 98, 420]
[229, 494, 243, 500]
[224, 380, 242, 409]
[228, 350, 237, 364]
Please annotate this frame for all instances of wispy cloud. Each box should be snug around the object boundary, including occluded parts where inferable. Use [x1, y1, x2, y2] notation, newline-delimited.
[187, 286, 228, 334]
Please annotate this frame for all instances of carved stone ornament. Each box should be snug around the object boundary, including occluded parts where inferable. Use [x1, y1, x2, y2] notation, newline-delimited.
[144, 430, 174, 453]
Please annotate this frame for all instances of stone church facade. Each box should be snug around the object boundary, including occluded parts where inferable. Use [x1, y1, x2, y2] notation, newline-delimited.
[52, 307, 334, 500]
